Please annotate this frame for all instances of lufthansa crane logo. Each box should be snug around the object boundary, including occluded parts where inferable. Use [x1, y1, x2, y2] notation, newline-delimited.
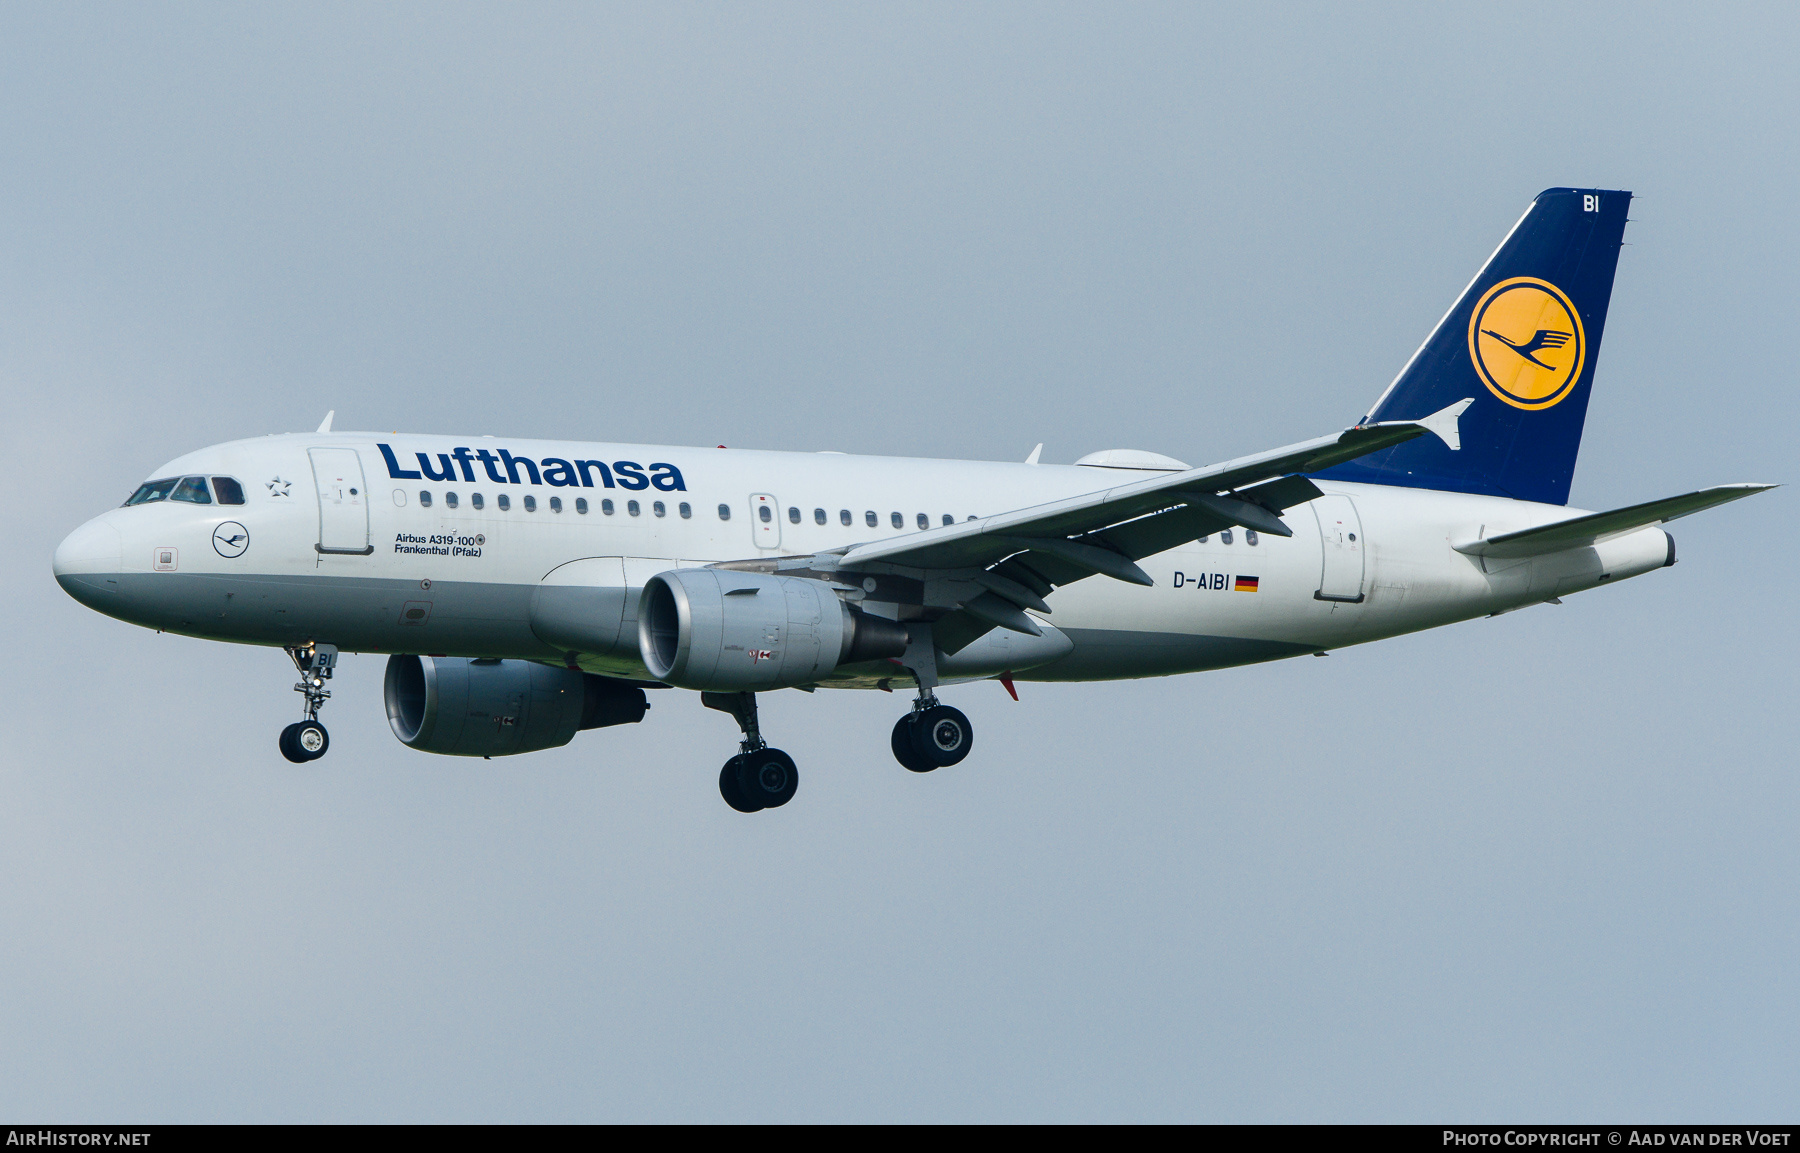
[212, 521, 250, 558]
[1467, 276, 1586, 410]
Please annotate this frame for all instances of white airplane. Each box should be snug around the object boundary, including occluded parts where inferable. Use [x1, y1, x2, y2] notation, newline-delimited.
[53, 188, 1772, 812]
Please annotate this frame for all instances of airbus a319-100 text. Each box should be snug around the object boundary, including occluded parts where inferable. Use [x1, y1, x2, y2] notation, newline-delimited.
[53, 188, 1772, 812]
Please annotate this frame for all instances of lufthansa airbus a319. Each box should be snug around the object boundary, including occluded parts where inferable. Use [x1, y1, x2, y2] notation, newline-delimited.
[53, 188, 1773, 812]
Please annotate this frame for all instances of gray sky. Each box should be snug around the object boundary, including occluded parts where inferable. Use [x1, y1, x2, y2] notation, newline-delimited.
[3, 2, 1795, 1122]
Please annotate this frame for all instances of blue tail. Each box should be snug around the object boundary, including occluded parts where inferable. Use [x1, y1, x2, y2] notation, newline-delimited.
[1318, 188, 1632, 506]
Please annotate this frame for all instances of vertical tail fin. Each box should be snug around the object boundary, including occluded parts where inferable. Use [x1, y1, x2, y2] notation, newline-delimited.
[1318, 188, 1632, 505]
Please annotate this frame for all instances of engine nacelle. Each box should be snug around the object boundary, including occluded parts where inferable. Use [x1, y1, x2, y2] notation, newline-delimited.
[384, 655, 649, 757]
[638, 569, 909, 691]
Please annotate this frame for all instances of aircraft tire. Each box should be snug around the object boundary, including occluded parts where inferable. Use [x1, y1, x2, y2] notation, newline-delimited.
[891, 715, 936, 773]
[736, 748, 798, 809]
[279, 723, 307, 763]
[279, 721, 329, 763]
[909, 705, 972, 768]
[719, 756, 763, 813]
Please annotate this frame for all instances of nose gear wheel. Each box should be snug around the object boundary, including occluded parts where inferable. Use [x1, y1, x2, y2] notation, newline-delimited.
[279, 720, 330, 763]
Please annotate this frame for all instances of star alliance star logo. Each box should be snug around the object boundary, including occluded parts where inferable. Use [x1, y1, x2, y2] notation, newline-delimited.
[267, 477, 292, 497]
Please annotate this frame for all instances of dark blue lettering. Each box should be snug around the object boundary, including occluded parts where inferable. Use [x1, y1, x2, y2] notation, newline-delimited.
[450, 447, 477, 483]
[378, 443, 421, 480]
[418, 453, 455, 482]
[499, 449, 541, 485]
[541, 458, 578, 487]
[575, 460, 614, 488]
[613, 461, 649, 490]
[1173, 571, 1184, 588]
[474, 448, 507, 484]
[649, 463, 687, 492]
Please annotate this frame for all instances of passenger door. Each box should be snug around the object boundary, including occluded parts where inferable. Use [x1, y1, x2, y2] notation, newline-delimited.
[750, 493, 781, 549]
[310, 447, 372, 555]
[1311, 494, 1365, 603]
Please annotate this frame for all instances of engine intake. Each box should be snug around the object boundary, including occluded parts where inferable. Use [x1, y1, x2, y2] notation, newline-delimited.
[384, 655, 648, 757]
[638, 569, 908, 691]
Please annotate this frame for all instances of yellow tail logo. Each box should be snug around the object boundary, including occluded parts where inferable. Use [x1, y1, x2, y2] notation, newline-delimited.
[1467, 277, 1586, 410]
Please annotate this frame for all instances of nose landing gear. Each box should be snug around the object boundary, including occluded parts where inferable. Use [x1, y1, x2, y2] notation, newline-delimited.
[280, 643, 338, 764]
[703, 691, 799, 812]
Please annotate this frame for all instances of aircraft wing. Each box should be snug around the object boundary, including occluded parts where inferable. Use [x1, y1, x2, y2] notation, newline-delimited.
[1452, 483, 1777, 560]
[811, 419, 1430, 613]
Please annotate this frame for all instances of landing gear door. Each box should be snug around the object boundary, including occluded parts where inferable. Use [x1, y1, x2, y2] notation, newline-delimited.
[310, 447, 372, 555]
[750, 493, 781, 550]
[1312, 493, 1365, 603]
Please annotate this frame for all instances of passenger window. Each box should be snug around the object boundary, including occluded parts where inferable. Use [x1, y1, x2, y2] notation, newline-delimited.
[890, 512, 903, 529]
[942, 515, 953, 526]
[551, 496, 564, 513]
[916, 513, 928, 529]
[1196, 535, 1208, 544]
[603, 499, 615, 515]
[447, 492, 459, 508]
[211, 477, 245, 505]
[1246, 529, 1259, 546]
[1220, 529, 1233, 545]
[472, 492, 484, 510]
[759, 506, 772, 523]
[124, 478, 180, 506]
[717, 503, 730, 520]
[419, 490, 433, 508]
[576, 498, 588, 514]
[653, 501, 665, 517]
[524, 495, 537, 512]
[814, 508, 826, 525]
[171, 476, 212, 504]
[628, 500, 641, 516]
[788, 506, 800, 524]
[865, 510, 877, 527]
[679, 502, 692, 519]
[498, 494, 510, 511]
[840, 510, 852, 526]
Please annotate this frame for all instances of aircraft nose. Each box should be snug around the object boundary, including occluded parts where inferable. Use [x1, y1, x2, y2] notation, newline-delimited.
[53, 517, 123, 604]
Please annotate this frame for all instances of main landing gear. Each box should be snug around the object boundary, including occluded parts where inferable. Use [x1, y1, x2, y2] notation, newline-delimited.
[889, 623, 974, 773]
[891, 695, 974, 773]
[702, 691, 798, 813]
[279, 643, 338, 764]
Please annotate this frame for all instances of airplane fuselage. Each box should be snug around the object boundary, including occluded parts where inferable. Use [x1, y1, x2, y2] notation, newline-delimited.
[52, 431, 1675, 687]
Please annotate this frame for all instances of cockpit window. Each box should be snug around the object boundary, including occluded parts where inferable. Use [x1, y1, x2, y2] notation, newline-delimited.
[124, 478, 179, 506]
[170, 476, 213, 504]
[212, 477, 245, 505]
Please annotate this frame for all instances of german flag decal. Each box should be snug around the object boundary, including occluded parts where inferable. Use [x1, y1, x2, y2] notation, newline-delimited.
[1234, 575, 1259, 592]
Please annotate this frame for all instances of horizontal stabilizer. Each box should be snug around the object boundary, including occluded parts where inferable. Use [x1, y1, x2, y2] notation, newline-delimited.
[1453, 483, 1776, 559]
